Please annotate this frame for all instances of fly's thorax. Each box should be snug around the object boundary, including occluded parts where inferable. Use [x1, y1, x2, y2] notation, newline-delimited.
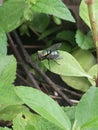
[42, 50, 50, 56]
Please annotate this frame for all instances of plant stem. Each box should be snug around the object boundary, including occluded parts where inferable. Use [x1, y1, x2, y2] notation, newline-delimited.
[85, 0, 98, 62]
[85, 0, 98, 86]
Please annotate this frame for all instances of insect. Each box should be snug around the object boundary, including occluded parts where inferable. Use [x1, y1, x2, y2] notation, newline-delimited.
[37, 43, 61, 69]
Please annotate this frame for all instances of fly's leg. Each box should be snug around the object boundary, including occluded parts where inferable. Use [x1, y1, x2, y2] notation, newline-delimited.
[52, 59, 60, 65]
[47, 56, 61, 70]
[47, 59, 60, 70]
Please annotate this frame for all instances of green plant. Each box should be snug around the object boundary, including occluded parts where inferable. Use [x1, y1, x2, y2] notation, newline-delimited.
[0, 0, 98, 130]
[0, 66, 98, 130]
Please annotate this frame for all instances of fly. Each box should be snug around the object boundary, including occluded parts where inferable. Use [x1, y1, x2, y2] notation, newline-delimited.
[37, 43, 61, 68]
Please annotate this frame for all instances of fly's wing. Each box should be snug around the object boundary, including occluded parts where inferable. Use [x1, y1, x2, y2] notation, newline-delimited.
[45, 43, 61, 51]
[47, 52, 59, 60]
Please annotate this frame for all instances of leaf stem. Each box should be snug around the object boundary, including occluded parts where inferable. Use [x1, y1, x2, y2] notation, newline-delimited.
[85, 0, 98, 86]
[85, 0, 98, 62]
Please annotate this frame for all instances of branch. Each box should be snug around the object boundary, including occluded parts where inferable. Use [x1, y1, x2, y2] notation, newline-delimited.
[12, 31, 74, 105]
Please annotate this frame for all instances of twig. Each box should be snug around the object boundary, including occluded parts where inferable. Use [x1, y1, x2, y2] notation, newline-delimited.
[7, 34, 41, 90]
[17, 73, 33, 86]
[12, 31, 73, 105]
[60, 87, 82, 98]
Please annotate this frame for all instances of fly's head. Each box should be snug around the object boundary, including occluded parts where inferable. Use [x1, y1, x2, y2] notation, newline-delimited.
[37, 50, 49, 60]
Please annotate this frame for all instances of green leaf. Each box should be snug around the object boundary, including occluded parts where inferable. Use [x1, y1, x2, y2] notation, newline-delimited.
[79, 0, 98, 29]
[13, 109, 41, 130]
[56, 31, 76, 45]
[38, 27, 59, 40]
[0, 0, 26, 32]
[0, 105, 28, 121]
[39, 117, 62, 130]
[79, 0, 91, 28]
[75, 30, 94, 49]
[61, 76, 90, 92]
[0, 127, 11, 130]
[42, 50, 92, 78]
[0, 55, 16, 85]
[25, 114, 41, 130]
[32, 0, 75, 22]
[0, 85, 22, 105]
[88, 64, 98, 86]
[62, 106, 76, 125]
[31, 13, 50, 33]
[81, 116, 98, 130]
[72, 49, 96, 72]
[59, 43, 72, 53]
[0, 28, 7, 55]
[0, 55, 22, 105]
[75, 87, 98, 129]
[15, 86, 71, 130]
[25, 125, 36, 130]
[53, 16, 62, 25]
[13, 113, 27, 130]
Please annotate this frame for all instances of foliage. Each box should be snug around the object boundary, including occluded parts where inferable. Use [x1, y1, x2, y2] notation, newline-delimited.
[0, 73, 98, 130]
[75, 30, 94, 49]
[0, 0, 98, 130]
[80, 0, 98, 30]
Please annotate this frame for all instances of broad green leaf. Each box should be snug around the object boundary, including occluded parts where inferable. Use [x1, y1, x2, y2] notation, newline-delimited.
[79, 0, 90, 28]
[13, 113, 27, 130]
[61, 76, 90, 92]
[0, 55, 22, 105]
[56, 31, 76, 45]
[13, 109, 41, 130]
[75, 87, 98, 129]
[79, 0, 98, 29]
[31, 13, 50, 33]
[88, 64, 98, 86]
[42, 50, 92, 78]
[25, 125, 36, 130]
[15, 86, 71, 130]
[0, 55, 16, 85]
[39, 117, 62, 130]
[18, 105, 62, 130]
[75, 30, 94, 49]
[0, 28, 7, 55]
[13, 111, 61, 130]
[0, 55, 21, 105]
[62, 106, 76, 125]
[81, 116, 98, 130]
[59, 43, 72, 53]
[0, 105, 28, 121]
[72, 49, 96, 72]
[0, 0, 26, 32]
[32, 0, 75, 22]
[0, 85, 22, 105]
[0, 127, 11, 130]
[13, 112, 41, 130]
[25, 113, 41, 130]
